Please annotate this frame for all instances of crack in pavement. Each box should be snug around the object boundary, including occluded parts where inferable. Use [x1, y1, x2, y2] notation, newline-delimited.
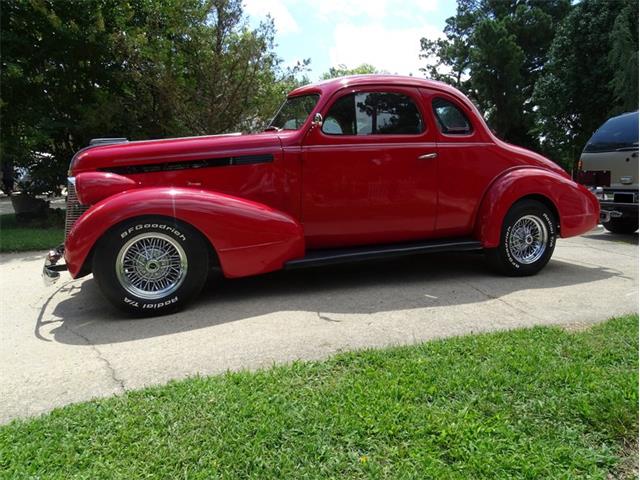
[35, 280, 125, 392]
[317, 311, 341, 323]
[61, 323, 126, 393]
[464, 281, 545, 323]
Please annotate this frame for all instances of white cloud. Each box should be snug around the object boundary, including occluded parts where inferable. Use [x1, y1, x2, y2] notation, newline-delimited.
[313, 0, 438, 20]
[329, 22, 443, 76]
[243, 0, 299, 34]
[242, 0, 446, 79]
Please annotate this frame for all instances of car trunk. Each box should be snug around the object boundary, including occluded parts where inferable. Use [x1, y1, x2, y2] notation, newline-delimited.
[579, 150, 638, 190]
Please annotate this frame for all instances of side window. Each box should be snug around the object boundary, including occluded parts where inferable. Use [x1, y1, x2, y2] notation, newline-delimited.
[432, 98, 473, 135]
[322, 92, 424, 135]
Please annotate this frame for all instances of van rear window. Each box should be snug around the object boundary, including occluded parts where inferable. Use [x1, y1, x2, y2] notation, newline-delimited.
[584, 112, 638, 153]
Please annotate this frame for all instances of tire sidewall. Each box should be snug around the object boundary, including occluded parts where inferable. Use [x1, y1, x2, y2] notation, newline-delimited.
[603, 218, 639, 234]
[500, 201, 556, 275]
[93, 217, 208, 315]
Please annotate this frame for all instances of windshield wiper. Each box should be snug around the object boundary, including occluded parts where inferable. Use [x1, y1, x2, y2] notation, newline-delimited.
[264, 126, 282, 132]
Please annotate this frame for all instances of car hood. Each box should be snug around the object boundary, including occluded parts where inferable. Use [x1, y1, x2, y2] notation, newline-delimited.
[70, 132, 283, 175]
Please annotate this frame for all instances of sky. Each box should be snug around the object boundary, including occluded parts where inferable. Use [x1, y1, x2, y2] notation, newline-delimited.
[243, 0, 458, 81]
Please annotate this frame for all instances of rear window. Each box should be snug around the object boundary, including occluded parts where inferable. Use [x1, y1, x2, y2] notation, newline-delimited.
[584, 112, 638, 153]
[432, 98, 473, 135]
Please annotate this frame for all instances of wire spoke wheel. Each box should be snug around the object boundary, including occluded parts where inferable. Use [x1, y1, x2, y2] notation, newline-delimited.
[116, 233, 188, 300]
[508, 214, 548, 265]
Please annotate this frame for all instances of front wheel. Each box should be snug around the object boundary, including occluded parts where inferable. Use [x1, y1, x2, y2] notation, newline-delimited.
[92, 216, 209, 315]
[485, 200, 557, 276]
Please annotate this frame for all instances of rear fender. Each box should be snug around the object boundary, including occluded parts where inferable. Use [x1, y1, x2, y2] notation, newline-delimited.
[65, 187, 305, 278]
[474, 168, 599, 248]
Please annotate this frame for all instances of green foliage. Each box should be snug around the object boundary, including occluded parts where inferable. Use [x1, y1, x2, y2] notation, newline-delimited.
[420, 0, 570, 151]
[0, 213, 64, 252]
[608, 0, 639, 113]
[320, 63, 382, 80]
[533, 0, 639, 170]
[0, 0, 307, 194]
[1, 315, 638, 478]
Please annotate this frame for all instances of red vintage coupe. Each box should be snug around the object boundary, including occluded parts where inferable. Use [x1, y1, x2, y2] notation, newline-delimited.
[44, 75, 599, 315]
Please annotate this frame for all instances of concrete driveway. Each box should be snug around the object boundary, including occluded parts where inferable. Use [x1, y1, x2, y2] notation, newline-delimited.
[1, 227, 637, 423]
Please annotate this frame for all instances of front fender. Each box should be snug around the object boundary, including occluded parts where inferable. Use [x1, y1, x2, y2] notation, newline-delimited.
[75, 171, 139, 205]
[65, 187, 305, 278]
[474, 168, 599, 248]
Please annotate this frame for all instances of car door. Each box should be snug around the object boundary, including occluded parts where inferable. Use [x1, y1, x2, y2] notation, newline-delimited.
[301, 87, 439, 249]
[420, 88, 506, 237]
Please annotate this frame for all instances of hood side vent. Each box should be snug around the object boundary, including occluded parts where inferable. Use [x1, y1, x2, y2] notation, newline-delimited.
[100, 153, 274, 175]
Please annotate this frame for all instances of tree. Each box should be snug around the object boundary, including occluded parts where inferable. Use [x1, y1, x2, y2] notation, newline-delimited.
[608, 0, 639, 113]
[533, 0, 639, 170]
[420, 0, 570, 150]
[1, 0, 132, 194]
[320, 63, 381, 80]
[0, 0, 303, 195]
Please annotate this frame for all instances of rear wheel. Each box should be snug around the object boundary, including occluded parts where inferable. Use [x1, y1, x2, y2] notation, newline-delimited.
[602, 218, 638, 234]
[92, 216, 209, 315]
[486, 200, 557, 276]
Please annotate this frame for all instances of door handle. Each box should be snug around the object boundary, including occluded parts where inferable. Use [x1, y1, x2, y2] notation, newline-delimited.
[418, 152, 438, 160]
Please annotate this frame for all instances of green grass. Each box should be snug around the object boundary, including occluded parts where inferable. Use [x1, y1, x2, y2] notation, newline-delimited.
[0, 213, 64, 252]
[1, 315, 637, 479]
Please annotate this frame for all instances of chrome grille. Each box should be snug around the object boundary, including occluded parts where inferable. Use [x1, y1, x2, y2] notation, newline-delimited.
[65, 178, 88, 238]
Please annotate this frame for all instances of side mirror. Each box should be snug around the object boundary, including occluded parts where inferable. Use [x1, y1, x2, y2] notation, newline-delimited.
[312, 112, 323, 127]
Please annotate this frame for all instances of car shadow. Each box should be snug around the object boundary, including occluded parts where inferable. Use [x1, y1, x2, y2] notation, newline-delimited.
[41, 251, 625, 346]
[581, 230, 638, 245]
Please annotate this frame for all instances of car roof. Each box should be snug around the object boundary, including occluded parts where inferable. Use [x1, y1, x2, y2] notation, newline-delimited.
[288, 74, 465, 99]
[604, 111, 638, 123]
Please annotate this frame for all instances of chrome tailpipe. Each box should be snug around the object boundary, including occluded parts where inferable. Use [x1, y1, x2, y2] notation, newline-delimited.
[600, 209, 623, 224]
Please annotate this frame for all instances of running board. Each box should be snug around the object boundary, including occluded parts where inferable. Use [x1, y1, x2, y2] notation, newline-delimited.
[284, 238, 482, 270]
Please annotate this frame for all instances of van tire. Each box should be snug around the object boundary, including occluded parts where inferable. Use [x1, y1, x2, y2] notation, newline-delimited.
[603, 219, 638, 234]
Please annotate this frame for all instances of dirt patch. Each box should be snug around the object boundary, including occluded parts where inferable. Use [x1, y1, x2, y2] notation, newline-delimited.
[609, 438, 639, 480]
[562, 321, 594, 333]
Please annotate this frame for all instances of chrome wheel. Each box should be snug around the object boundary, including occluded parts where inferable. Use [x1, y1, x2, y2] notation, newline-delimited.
[115, 233, 187, 300]
[508, 214, 548, 265]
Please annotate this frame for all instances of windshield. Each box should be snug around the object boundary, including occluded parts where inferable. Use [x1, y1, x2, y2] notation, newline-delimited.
[584, 112, 638, 153]
[268, 94, 320, 130]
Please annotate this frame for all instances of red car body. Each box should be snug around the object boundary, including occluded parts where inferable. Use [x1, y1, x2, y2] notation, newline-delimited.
[48, 75, 598, 311]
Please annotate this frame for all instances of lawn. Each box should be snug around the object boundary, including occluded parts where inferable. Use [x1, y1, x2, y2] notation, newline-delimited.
[1, 315, 637, 479]
[0, 213, 64, 252]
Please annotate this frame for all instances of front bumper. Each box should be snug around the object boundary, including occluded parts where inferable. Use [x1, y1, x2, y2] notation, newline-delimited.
[600, 202, 638, 223]
[42, 245, 67, 285]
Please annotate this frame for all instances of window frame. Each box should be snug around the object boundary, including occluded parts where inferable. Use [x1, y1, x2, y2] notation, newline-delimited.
[320, 88, 427, 137]
[269, 93, 321, 131]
